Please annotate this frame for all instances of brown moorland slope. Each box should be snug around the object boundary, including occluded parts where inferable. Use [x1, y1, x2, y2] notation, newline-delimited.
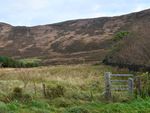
[0, 9, 149, 65]
[103, 9, 150, 71]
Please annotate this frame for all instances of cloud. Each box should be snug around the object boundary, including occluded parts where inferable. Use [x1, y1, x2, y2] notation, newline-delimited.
[0, 0, 149, 26]
[133, 4, 150, 12]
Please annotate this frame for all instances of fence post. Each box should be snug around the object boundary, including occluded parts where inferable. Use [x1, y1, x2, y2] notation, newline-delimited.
[104, 72, 111, 100]
[42, 83, 47, 97]
[128, 78, 134, 95]
[136, 76, 142, 96]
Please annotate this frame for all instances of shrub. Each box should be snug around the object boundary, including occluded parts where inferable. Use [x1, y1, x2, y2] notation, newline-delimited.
[113, 31, 129, 41]
[19, 58, 41, 68]
[12, 87, 23, 99]
[0, 56, 19, 67]
[136, 72, 150, 98]
[0, 56, 40, 68]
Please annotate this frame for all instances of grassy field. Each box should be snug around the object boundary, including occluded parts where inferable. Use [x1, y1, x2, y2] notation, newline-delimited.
[0, 64, 149, 113]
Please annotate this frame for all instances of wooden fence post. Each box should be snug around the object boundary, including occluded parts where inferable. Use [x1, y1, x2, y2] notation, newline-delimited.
[42, 83, 47, 97]
[104, 72, 111, 100]
[128, 78, 134, 95]
[136, 76, 142, 96]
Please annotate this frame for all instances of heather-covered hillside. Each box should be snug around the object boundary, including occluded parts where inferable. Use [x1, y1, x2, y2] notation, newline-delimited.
[103, 9, 150, 71]
[0, 9, 150, 67]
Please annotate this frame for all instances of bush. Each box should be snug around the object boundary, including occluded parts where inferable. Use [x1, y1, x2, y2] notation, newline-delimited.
[12, 87, 23, 98]
[0, 56, 40, 68]
[136, 72, 150, 98]
[113, 31, 129, 41]
[24, 62, 39, 67]
[0, 56, 20, 67]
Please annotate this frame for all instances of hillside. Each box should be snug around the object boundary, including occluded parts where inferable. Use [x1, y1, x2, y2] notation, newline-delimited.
[0, 9, 150, 66]
[103, 9, 150, 71]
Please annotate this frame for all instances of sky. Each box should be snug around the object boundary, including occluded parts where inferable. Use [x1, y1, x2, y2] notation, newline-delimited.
[0, 0, 150, 26]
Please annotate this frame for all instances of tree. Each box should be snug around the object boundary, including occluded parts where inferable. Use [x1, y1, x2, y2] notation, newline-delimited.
[113, 31, 129, 41]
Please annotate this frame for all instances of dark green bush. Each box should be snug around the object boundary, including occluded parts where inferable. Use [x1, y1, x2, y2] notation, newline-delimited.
[0, 56, 39, 68]
[0, 56, 20, 67]
[113, 31, 129, 41]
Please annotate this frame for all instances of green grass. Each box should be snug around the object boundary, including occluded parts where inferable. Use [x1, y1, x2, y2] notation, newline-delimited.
[19, 58, 41, 64]
[19, 58, 41, 67]
[0, 64, 149, 113]
[0, 98, 150, 113]
[74, 98, 150, 113]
